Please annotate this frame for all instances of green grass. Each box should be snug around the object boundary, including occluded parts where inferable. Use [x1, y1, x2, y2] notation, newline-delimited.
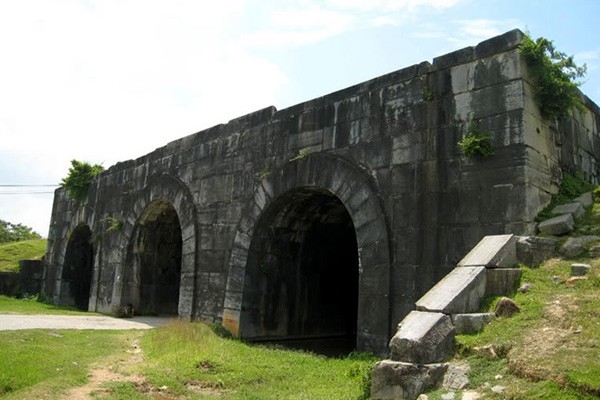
[452, 259, 600, 398]
[0, 239, 47, 272]
[0, 295, 100, 315]
[131, 321, 376, 400]
[0, 329, 139, 399]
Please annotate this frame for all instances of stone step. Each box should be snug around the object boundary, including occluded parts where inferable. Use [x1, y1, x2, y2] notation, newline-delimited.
[451, 313, 495, 334]
[486, 268, 521, 296]
[416, 266, 486, 314]
[389, 311, 455, 364]
[457, 234, 516, 268]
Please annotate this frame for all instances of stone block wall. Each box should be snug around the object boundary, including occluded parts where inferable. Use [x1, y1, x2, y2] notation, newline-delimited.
[41, 29, 600, 355]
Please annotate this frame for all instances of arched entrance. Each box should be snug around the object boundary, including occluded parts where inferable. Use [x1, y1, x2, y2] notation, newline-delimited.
[224, 154, 391, 355]
[240, 187, 360, 354]
[122, 199, 182, 315]
[61, 224, 93, 310]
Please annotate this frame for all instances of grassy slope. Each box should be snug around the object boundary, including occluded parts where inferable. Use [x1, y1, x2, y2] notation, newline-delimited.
[0, 239, 47, 272]
[0, 295, 99, 315]
[135, 321, 375, 400]
[425, 202, 600, 399]
[0, 329, 140, 399]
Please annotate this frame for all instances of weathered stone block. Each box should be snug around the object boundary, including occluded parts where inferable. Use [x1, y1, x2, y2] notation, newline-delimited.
[574, 192, 594, 208]
[589, 245, 600, 258]
[486, 268, 521, 296]
[559, 236, 600, 258]
[416, 267, 486, 314]
[516, 236, 557, 266]
[538, 214, 574, 235]
[390, 311, 455, 364]
[551, 202, 584, 219]
[451, 313, 495, 334]
[371, 360, 448, 400]
[457, 235, 516, 268]
[571, 263, 592, 276]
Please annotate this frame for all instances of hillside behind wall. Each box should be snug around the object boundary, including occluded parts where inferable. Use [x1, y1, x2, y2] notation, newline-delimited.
[41, 29, 600, 356]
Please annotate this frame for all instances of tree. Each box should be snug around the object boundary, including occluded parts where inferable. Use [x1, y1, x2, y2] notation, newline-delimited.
[60, 160, 104, 201]
[0, 219, 41, 244]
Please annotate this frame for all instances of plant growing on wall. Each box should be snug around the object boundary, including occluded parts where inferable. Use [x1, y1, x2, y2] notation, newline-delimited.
[519, 35, 587, 120]
[458, 115, 494, 158]
[60, 160, 104, 201]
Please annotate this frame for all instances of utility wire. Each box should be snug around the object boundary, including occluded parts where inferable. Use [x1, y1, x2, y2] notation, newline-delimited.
[0, 191, 55, 195]
[0, 184, 59, 187]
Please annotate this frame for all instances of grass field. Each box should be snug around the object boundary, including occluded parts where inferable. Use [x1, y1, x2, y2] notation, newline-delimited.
[0, 239, 47, 272]
[0, 295, 99, 315]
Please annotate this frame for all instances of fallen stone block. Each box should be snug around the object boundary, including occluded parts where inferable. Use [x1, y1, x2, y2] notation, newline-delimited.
[390, 311, 455, 364]
[458, 235, 516, 268]
[416, 267, 486, 314]
[590, 245, 600, 258]
[494, 297, 520, 317]
[371, 360, 448, 400]
[551, 202, 584, 219]
[451, 313, 495, 334]
[442, 363, 470, 390]
[516, 236, 557, 266]
[486, 268, 521, 296]
[537, 214, 574, 236]
[574, 192, 593, 208]
[559, 236, 600, 258]
[571, 263, 592, 276]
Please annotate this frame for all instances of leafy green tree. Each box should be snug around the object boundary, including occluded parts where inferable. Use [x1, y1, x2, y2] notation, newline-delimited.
[0, 219, 41, 244]
[520, 35, 587, 120]
[60, 160, 104, 201]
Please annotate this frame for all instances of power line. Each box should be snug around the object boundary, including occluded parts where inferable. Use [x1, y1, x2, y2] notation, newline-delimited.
[0, 184, 59, 187]
[0, 191, 55, 195]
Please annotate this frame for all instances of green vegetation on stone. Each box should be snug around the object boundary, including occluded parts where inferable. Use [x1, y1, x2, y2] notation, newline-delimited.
[0, 239, 46, 272]
[535, 172, 595, 222]
[458, 114, 494, 158]
[520, 35, 587, 120]
[60, 159, 104, 202]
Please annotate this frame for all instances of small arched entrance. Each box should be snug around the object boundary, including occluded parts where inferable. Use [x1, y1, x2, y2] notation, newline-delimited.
[240, 187, 359, 354]
[123, 199, 183, 315]
[61, 224, 94, 310]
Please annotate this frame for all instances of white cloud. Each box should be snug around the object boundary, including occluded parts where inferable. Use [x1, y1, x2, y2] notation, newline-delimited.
[0, 0, 286, 234]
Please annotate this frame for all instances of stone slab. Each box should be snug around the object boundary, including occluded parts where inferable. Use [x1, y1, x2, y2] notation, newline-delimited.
[559, 236, 600, 258]
[390, 311, 455, 364]
[538, 214, 574, 236]
[371, 360, 448, 400]
[516, 236, 557, 266]
[451, 313, 495, 334]
[457, 235, 516, 268]
[416, 267, 486, 314]
[486, 268, 522, 296]
[571, 263, 592, 276]
[551, 202, 584, 219]
[574, 192, 594, 208]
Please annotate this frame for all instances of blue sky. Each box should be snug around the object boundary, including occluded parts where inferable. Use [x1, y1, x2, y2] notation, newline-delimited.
[1, 0, 599, 236]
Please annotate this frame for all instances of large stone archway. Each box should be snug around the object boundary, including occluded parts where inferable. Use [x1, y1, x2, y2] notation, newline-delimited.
[223, 154, 391, 355]
[59, 224, 94, 310]
[122, 199, 182, 315]
[112, 175, 197, 318]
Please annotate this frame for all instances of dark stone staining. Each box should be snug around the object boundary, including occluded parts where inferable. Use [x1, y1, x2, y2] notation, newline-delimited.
[123, 199, 182, 315]
[61, 225, 93, 311]
[240, 188, 359, 354]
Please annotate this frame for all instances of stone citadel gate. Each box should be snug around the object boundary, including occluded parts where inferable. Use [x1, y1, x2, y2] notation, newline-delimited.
[41, 30, 600, 356]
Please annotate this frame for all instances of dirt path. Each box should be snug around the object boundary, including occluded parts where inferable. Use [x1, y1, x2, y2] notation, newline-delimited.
[0, 314, 172, 330]
[63, 337, 149, 400]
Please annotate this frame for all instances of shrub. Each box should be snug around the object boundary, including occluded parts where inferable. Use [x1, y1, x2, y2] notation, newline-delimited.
[519, 35, 586, 120]
[60, 160, 104, 202]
